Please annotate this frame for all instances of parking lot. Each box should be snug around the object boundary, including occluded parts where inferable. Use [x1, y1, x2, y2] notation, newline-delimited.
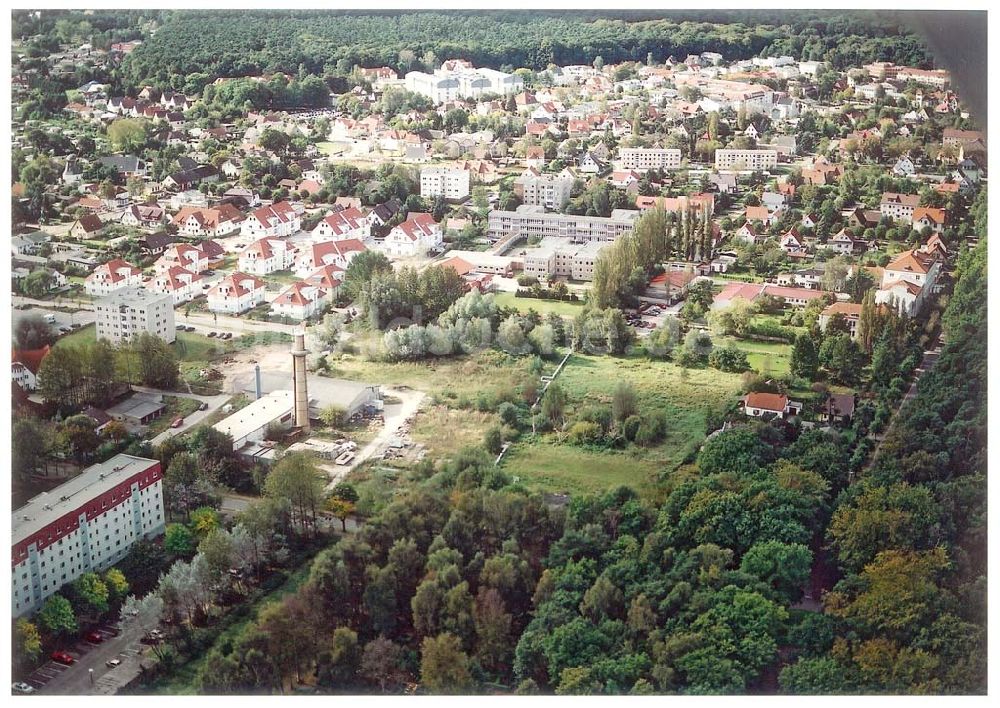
[625, 302, 679, 336]
[21, 623, 142, 694]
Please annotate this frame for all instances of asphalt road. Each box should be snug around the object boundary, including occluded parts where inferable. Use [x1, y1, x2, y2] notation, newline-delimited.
[12, 299, 96, 332]
[131, 385, 232, 446]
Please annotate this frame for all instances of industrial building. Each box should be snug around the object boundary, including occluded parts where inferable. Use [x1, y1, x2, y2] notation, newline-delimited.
[12, 454, 165, 617]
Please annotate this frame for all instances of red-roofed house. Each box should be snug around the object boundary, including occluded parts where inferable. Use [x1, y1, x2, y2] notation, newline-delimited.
[154, 243, 209, 274]
[271, 281, 328, 320]
[713, 282, 766, 309]
[912, 207, 948, 234]
[312, 207, 369, 242]
[69, 213, 106, 239]
[875, 248, 941, 315]
[238, 238, 296, 275]
[172, 204, 245, 237]
[383, 213, 443, 257]
[742, 392, 802, 419]
[779, 228, 806, 254]
[145, 265, 203, 304]
[85, 259, 143, 296]
[207, 272, 266, 314]
[295, 239, 366, 276]
[828, 229, 867, 256]
[303, 264, 344, 301]
[879, 192, 920, 223]
[735, 222, 760, 244]
[241, 201, 301, 238]
[12, 345, 51, 391]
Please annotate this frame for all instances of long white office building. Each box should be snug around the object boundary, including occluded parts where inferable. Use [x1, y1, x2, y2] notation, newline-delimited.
[715, 149, 779, 171]
[95, 286, 176, 345]
[405, 66, 523, 103]
[12, 455, 165, 617]
[619, 148, 683, 171]
[420, 167, 471, 200]
[487, 205, 639, 242]
[522, 237, 610, 281]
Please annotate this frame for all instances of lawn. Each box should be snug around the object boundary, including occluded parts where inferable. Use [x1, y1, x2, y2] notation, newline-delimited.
[494, 291, 586, 318]
[53, 323, 97, 349]
[718, 335, 793, 377]
[173, 330, 224, 363]
[500, 352, 745, 497]
[263, 270, 302, 287]
[503, 441, 664, 497]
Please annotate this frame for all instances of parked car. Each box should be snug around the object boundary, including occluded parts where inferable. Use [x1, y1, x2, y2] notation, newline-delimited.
[223, 332, 233, 340]
[12, 682, 35, 693]
[171, 417, 184, 428]
[50, 651, 75, 665]
[207, 331, 217, 338]
[198, 402, 208, 411]
[105, 659, 122, 668]
[85, 630, 104, 643]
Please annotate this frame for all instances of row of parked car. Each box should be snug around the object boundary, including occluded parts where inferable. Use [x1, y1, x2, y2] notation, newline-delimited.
[207, 331, 233, 339]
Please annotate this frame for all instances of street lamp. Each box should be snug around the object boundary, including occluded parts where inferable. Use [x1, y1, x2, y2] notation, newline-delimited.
[89, 668, 94, 686]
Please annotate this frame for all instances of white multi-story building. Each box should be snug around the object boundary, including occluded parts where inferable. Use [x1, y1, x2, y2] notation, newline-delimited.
[879, 192, 921, 223]
[522, 237, 610, 281]
[404, 64, 523, 104]
[12, 454, 166, 617]
[312, 207, 370, 242]
[383, 213, 443, 257]
[145, 266, 203, 305]
[515, 173, 575, 210]
[271, 281, 328, 321]
[420, 167, 471, 200]
[95, 287, 176, 345]
[874, 248, 941, 316]
[84, 259, 143, 296]
[487, 205, 639, 243]
[715, 149, 779, 171]
[619, 148, 683, 171]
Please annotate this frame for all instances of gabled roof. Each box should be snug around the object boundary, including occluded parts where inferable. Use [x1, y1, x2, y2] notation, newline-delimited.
[880, 192, 920, 207]
[74, 213, 104, 233]
[886, 248, 935, 275]
[744, 392, 788, 412]
[274, 281, 325, 307]
[209, 272, 265, 298]
[12, 345, 51, 375]
[304, 264, 344, 290]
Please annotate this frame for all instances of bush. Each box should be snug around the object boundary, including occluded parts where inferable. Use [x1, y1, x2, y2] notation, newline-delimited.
[484, 426, 504, 454]
[517, 274, 539, 287]
[568, 421, 603, 445]
[622, 415, 642, 442]
[634, 412, 667, 446]
[498, 402, 522, 429]
[709, 344, 751, 373]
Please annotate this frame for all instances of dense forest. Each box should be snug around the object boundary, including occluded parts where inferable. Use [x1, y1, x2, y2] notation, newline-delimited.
[113, 10, 934, 88]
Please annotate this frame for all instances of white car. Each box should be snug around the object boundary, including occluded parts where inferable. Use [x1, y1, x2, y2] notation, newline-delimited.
[106, 659, 122, 668]
[12, 682, 35, 694]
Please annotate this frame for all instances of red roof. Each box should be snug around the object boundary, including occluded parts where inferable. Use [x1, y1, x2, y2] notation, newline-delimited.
[12, 345, 51, 375]
[744, 392, 788, 412]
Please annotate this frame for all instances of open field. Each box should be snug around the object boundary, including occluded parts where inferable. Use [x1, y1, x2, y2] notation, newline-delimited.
[53, 323, 97, 349]
[503, 441, 665, 497]
[493, 291, 586, 318]
[718, 335, 794, 377]
[409, 404, 495, 459]
[329, 349, 539, 403]
[55, 326, 220, 364]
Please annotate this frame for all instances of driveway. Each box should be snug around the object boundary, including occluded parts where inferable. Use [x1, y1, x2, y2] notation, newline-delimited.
[323, 386, 426, 490]
[130, 385, 231, 446]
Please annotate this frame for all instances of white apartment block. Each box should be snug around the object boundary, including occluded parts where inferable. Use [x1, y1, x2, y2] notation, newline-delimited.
[12, 455, 165, 617]
[420, 167, 471, 200]
[516, 173, 575, 210]
[405, 65, 523, 104]
[487, 205, 639, 243]
[619, 148, 683, 171]
[715, 149, 779, 171]
[880, 192, 920, 223]
[95, 287, 176, 345]
[84, 259, 143, 296]
[522, 237, 610, 281]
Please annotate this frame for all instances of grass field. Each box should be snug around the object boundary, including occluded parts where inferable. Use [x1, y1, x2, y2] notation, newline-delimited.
[718, 336, 793, 377]
[493, 291, 586, 318]
[53, 323, 97, 349]
[503, 441, 665, 497]
[499, 352, 745, 496]
[409, 404, 496, 459]
[329, 348, 539, 403]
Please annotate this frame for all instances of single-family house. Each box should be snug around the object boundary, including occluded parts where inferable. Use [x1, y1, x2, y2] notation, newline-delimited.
[241, 201, 301, 238]
[145, 265, 204, 304]
[294, 239, 366, 276]
[383, 213, 443, 258]
[120, 203, 166, 230]
[84, 258, 143, 296]
[271, 281, 328, 321]
[206, 272, 267, 314]
[172, 204, 245, 238]
[238, 238, 297, 275]
[312, 207, 370, 242]
[69, 214, 106, 239]
[742, 392, 802, 419]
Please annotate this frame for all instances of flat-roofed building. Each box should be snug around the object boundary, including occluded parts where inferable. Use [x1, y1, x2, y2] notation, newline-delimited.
[488, 205, 638, 243]
[420, 167, 470, 200]
[12, 454, 164, 617]
[715, 149, 779, 171]
[213, 390, 295, 452]
[514, 173, 574, 210]
[522, 236, 610, 281]
[619, 148, 683, 171]
[95, 286, 176, 345]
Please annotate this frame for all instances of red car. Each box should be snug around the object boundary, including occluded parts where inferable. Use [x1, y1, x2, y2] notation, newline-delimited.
[171, 417, 184, 428]
[85, 630, 104, 643]
[50, 651, 75, 665]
